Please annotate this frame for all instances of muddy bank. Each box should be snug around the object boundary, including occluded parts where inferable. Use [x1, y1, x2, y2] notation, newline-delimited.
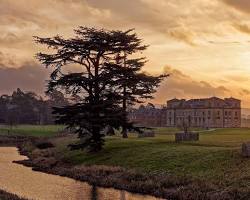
[0, 135, 35, 146]
[0, 189, 27, 200]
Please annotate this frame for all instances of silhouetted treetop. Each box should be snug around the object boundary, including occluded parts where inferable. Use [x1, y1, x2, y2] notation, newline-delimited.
[35, 26, 166, 151]
[34, 27, 147, 74]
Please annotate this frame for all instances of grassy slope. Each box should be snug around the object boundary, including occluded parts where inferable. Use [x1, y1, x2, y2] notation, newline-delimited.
[2, 125, 250, 188]
[55, 128, 250, 188]
[0, 125, 64, 137]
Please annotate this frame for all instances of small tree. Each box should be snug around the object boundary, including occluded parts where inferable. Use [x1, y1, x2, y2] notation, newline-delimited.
[35, 27, 147, 152]
[110, 55, 167, 138]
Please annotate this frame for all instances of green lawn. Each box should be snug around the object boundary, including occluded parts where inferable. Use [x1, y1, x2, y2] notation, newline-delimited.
[53, 128, 250, 188]
[153, 127, 206, 135]
[2, 125, 250, 187]
[0, 125, 64, 137]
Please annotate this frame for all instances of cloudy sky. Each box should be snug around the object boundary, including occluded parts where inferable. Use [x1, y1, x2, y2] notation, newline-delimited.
[1, 0, 250, 107]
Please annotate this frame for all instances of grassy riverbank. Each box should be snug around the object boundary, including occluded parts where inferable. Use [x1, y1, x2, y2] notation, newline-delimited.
[51, 128, 250, 187]
[18, 127, 250, 187]
[2, 126, 250, 199]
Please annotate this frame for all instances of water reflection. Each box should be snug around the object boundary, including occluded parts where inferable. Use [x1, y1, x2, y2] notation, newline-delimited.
[0, 147, 163, 200]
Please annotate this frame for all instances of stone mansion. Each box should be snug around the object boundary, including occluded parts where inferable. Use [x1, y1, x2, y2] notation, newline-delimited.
[129, 97, 241, 128]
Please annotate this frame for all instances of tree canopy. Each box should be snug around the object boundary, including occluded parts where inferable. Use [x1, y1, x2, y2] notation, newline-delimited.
[35, 27, 166, 152]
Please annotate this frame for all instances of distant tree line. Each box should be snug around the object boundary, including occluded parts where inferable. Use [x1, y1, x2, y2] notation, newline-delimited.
[0, 88, 68, 125]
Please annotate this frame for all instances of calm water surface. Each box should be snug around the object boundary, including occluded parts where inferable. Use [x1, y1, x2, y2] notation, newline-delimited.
[0, 147, 164, 200]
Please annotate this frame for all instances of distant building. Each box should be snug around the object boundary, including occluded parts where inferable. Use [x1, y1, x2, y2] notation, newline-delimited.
[241, 114, 250, 127]
[129, 97, 241, 128]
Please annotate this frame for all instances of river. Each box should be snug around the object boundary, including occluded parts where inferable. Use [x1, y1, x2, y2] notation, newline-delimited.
[0, 147, 164, 200]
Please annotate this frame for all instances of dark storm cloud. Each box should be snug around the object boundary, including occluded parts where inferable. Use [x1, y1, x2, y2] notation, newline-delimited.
[223, 0, 250, 14]
[0, 62, 49, 95]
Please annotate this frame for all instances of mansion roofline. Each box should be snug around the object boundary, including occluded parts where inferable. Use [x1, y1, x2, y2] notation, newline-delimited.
[129, 97, 241, 128]
[166, 97, 240, 109]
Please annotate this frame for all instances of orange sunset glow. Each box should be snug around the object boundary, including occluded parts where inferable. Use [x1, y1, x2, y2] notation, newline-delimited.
[1, 0, 250, 106]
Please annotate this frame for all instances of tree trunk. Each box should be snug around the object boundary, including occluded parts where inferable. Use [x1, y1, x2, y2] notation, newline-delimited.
[91, 185, 97, 200]
[121, 85, 128, 138]
[89, 58, 104, 151]
[121, 128, 128, 138]
[90, 126, 103, 152]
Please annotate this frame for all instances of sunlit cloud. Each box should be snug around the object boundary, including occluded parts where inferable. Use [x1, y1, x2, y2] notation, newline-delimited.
[1, 0, 250, 106]
[168, 26, 196, 46]
[153, 66, 250, 107]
